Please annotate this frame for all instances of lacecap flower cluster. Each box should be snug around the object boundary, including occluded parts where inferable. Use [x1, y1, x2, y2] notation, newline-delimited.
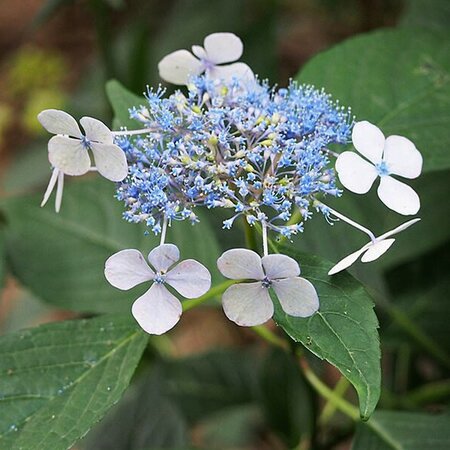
[115, 76, 353, 237]
[37, 32, 422, 335]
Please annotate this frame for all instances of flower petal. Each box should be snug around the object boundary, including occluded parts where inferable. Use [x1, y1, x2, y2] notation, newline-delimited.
[377, 176, 420, 215]
[207, 62, 254, 83]
[104, 249, 154, 290]
[272, 277, 319, 318]
[41, 168, 59, 208]
[90, 142, 128, 182]
[165, 259, 211, 298]
[158, 49, 203, 85]
[328, 245, 370, 275]
[217, 248, 264, 280]
[38, 109, 82, 138]
[361, 239, 395, 263]
[132, 283, 182, 335]
[191, 45, 207, 59]
[48, 135, 91, 176]
[55, 170, 64, 213]
[383, 135, 422, 179]
[147, 244, 180, 273]
[262, 254, 300, 279]
[80, 116, 113, 144]
[378, 218, 421, 240]
[222, 282, 273, 326]
[203, 32, 243, 64]
[335, 151, 378, 194]
[352, 120, 385, 164]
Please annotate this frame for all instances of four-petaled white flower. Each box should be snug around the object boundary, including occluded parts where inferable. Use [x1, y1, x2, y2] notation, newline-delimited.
[38, 109, 128, 212]
[217, 249, 319, 326]
[158, 32, 254, 85]
[105, 244, 211, 335]
[328, 218, 420, 275]
[336, 121, 423, 215]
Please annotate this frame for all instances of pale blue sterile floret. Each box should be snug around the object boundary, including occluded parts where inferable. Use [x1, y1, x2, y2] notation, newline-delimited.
[115, 75, 353, 237]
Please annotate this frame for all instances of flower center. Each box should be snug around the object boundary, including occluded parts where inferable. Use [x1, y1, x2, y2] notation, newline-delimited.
[375, 160, 390, 176]
[81, 136, 91, 149]
[154, 274, 166, 284]
[201, 58, 215, 71]
[261, 277, 272, 289]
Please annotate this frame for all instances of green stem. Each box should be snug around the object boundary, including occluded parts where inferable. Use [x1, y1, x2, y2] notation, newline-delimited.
[182, 280, 234, 311]
[298, 355, 360, 421]
[251, 320, 403, 449]
[252, 325, 289, 349]
[319, 377, 351, 425]
[299, 355, 402, 450]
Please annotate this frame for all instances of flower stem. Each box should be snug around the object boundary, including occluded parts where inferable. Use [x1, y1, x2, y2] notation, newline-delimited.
[318, 201, 376, 242]
[298, 354, 360, 421]
[182, 280, 235, 311]
[112, 127, 158, 137]
[318, 376, 351, 425]
[262, 222, 269, 256]
[252, 325, 288, 349]
[160, 216, 168, 246]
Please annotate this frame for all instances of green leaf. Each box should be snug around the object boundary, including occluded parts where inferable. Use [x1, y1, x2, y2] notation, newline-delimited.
[83, 367, 188, 450]
[352, 410, 450, 450]
[272, 245, 381, 420]
[2, 177, 221, 314]
[163, 349, 261, 423]
[297, 28, 450, 172]
[260, 349, 314, 448]
[106, 79, 146, 129]
[0, 314, 148, 450]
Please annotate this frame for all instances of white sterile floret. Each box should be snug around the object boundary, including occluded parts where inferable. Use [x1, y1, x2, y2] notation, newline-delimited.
[328, 218, 420, 275]
[158, 32, 254, 85]
[104, 244, 211, 335]
[335, 121, 423, 215]
[38, 109, 128, 212]
[217, 249, 319, 327]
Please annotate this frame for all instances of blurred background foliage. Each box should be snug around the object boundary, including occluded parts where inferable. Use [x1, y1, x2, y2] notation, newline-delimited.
[0, 0, 449, 449]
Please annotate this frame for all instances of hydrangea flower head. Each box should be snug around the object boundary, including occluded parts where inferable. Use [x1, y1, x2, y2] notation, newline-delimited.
[105, 244, 211, 334]
[336, 121, 422, 215]
[116, 76, 353, 237]
[38, 109, 128, 212]
[217, 249, 319, 326]
[158, 32, 254, 85]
